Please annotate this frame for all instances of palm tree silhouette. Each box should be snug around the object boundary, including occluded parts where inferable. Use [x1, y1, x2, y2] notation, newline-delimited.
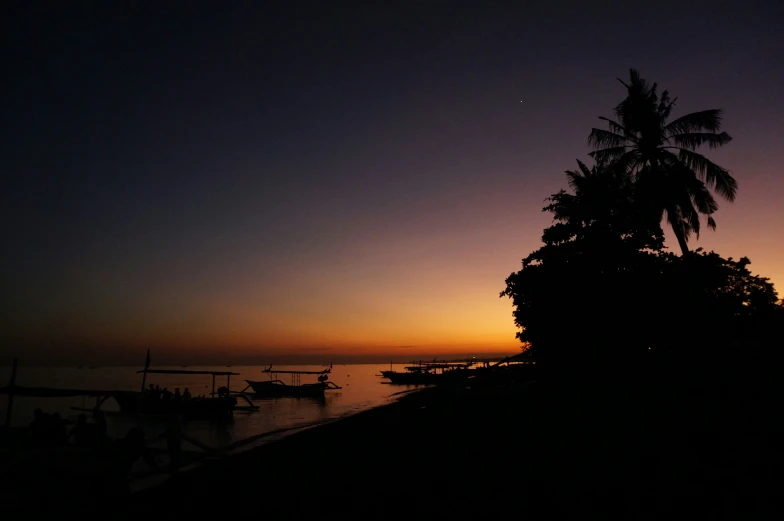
[543, 159, 660, 253]
[588, 69, 736, 255]
[562, 159, 633, 230]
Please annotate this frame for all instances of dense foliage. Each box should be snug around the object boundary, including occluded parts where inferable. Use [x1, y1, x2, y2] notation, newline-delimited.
[502, 70, 783, 374]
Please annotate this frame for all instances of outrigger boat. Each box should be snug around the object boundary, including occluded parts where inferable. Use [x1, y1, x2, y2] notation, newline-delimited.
[1, 370, 259, 422]
[110, 368, 259, 420]
[1, 352, 259, 422]
[380, 359, 474, 385]
[111, 351, 259, 420]
[381, 354, 537, 387]
[243, 365, 342, 398]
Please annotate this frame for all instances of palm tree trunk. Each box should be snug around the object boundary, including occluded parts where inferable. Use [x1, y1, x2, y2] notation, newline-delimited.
[673, 223, 690, 256]
[664, 202, 691, 256]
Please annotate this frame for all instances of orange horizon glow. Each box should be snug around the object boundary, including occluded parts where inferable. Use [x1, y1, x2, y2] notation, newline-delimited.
[5, 179, 782, 367]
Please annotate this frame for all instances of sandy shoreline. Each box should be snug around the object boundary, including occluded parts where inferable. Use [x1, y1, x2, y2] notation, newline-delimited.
[126, 389, 416, 493]
[119, 372, 783, 519]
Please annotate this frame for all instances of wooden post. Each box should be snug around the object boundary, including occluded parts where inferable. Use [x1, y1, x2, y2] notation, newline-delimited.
[6, 358, 18, 428]
[140, 349, 151, 393]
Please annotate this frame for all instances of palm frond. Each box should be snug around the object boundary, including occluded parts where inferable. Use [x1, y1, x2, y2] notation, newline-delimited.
[664, 109, 723, 134]
[589, 147, 629, 165]
[575, 159, 592, 177]
[677, 149, 738, 201]
[564, 170, 583, 191]
[613, 149, 642, 175]
[598, 116, 638, 141]
[685, 173, 719, 215]
[588, 128, 631, 148]
[627, 69, 647, 92]
[706, 215, 717, 230]
[616, 70, 634, 89]
[669, 132, 732, 150]
[564, 160, 596, 191]
[657, 149, 681, 169]
[655, 152, 722, 218]
[658, 92, 677, 121]
[614, 72, 659, 128]
[686, 204, 701, 237]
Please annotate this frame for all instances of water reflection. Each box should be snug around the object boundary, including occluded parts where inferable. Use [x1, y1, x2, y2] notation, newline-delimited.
[1, 364, 411, 451]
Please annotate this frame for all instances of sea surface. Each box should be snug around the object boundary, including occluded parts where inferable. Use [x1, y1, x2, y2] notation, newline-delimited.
[0, 364, 418, 455]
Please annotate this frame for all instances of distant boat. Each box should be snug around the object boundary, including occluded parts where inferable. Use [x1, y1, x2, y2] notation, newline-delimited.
[380, 360, 473, 385]
[244, 365, 341, 398]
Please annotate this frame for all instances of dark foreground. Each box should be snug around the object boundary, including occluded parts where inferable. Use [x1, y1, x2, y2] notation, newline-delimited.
[5, 368, 784, 519]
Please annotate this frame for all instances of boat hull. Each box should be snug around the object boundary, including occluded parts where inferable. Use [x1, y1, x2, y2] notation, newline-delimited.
[381, 371, 455, 385]
[381, 368, 474, 385]
[245, 380, 327, 398]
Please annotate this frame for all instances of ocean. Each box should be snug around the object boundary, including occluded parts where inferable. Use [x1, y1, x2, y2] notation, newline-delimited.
[0, 363, 417, 455]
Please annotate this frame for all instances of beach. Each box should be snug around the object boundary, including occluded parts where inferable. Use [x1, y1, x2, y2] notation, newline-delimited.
[110, 367, 783, 519]
[4, 365, 783, 519]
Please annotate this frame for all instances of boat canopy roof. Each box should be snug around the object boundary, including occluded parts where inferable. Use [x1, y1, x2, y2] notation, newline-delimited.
[136, 369, 240, 376]
[262, 366, 331, 375]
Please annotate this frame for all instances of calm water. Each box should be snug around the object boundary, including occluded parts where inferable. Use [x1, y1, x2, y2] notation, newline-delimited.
[0, 364, 419, 454]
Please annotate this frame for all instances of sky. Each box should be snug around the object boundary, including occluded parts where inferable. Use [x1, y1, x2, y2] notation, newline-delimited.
[3, 1, 783, 365]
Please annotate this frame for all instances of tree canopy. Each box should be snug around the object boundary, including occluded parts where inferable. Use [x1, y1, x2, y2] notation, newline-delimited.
[502, 70, 782, 375]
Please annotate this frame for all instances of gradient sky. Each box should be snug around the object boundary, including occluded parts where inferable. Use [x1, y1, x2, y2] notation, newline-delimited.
[3, 1, 783, 365]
